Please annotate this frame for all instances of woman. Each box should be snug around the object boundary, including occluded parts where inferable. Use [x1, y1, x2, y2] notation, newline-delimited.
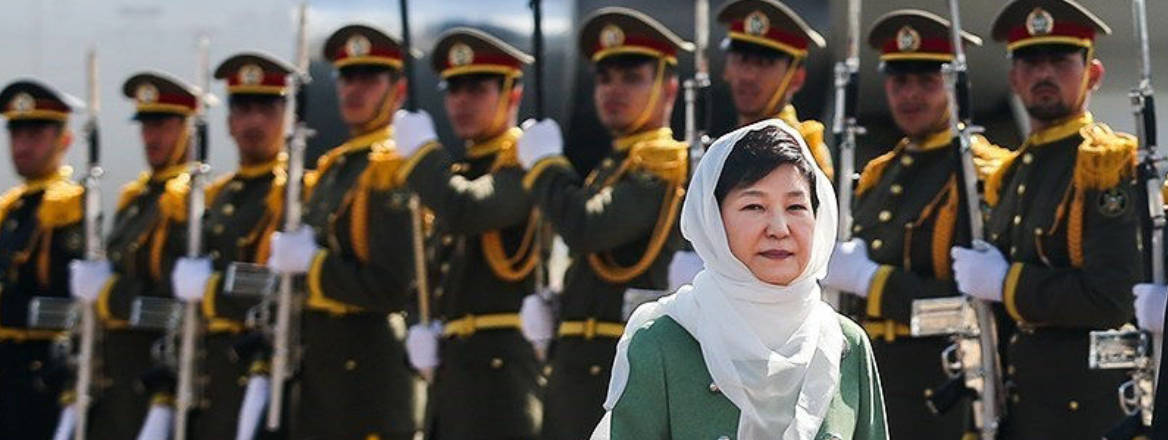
[592, 119, 887, 439]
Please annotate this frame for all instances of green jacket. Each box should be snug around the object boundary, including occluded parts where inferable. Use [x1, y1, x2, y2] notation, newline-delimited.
[610, 315, 888, 440]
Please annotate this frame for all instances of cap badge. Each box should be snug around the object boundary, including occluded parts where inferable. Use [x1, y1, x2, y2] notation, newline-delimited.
[600, 24, 625, 49]
[449, 43, 474, 67]
[896, 26, 921, 52]
[744, 10, 770, 36]
[238, 63, 264, 85]
[345, 34, 372, 57]
[1026, 7, 1054, 36]
[10, 93, 34, 113]
[136, 84, 159, 104]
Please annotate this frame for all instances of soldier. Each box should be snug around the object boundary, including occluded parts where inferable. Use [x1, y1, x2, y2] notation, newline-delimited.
[393, 27, 544, 439]
[949, 1, 1141, 438]
[68, 71, 201, 438]
[715, 0, 832, 179]
[166, 52, 295, 439]
[265, 24, 422, 439]
[0, 80, 85, 439]
[517, 8, 691, 439]
[819, 10, 1008, 439]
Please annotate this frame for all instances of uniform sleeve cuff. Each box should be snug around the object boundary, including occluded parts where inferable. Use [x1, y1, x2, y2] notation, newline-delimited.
[865, 266, 895, 318]
[1003, 262, 1026, 323]
[522, 155, 571, 190]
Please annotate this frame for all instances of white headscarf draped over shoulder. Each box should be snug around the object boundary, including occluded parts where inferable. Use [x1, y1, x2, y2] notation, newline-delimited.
[598, 119, 845, 440]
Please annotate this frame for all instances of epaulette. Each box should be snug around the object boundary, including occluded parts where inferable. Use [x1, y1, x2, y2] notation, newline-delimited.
[630, 140, 688, 184]
[1073, 123, 1137, 191]
[365, 147, 406, 191]
[855, 147, 901, 198]
[116, 172, 151, 211]
[158, 174, 192, 223]
[0, 186, 25, 219]
[797, 119, 835, 180]
[37, 180, 84, 229]
[970, 134, 1013, 181]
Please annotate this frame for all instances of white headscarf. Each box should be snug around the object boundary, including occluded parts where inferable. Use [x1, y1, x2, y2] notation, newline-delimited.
[600, 119, 845, 440]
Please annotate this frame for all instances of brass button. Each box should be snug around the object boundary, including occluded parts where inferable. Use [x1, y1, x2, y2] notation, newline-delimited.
[209, 250, 221, 261]
[543, 365, 554, 376]
[1034, 228, 1044, 235]
[900, 156, 914, 167]
[440, 263, 450, 274]
[1022, 153, 1034, 164]
[1068, 400, 1079, 411]
[212, 224, 225, 235]
[4, 219, 17, 231]
[588, 365, 603, 376]
[1010, 334, 1019, 344]
[1012, 394, 1021, 404]
[1013, 215, 1022, 225]
[871, 239, 883, 250]
[1017, 185, 1026, 195]
[1007, 365, 1016, 375]
[490, 358, 504, 369]
[923, 388, 933, 398]
[127, 205, 140, 217]
[1009, 246, 1017, 257]
[890, 184, 903, 195]
[344, 359, 357, 371]
[852, 224, 862, 234]
[442, 235, 453, 246]
[228, 181, 244, 192]
[237, 376, 248, 387]
[708, 382, 719, 393]
[221, 204, 235, 216]
[878, 211, 892, 222]
[991, 233, 1000, 241]
[127, 243, 139, 252]
[29, 360, 42, 371]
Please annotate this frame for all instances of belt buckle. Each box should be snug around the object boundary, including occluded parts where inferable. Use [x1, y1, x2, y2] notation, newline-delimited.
[584, 318, 598, 340]
[456, 315, 477, 339]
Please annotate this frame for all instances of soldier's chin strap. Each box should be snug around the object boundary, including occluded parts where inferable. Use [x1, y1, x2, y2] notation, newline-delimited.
[166, 119, 194, 168]
[357, 80, 399, 136]
[763, 56, 803, 119]
[479, 74, 518, 142]
[1072, 45, 1095, 112]
[621, 57, 668, 137]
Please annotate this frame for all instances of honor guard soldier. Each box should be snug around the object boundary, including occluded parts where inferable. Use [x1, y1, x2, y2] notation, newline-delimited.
[265, 24, 422, 439]
[518, 8, 691, 439]
[165, 52, 295, 440]
[949, 1, 1142, 437]
[67, 71, 201, 438]
[0, 80, 85, 439]
[820, 10, 1009, 439]
[392, 28, 544, 439]
[715, 0, 833, 179]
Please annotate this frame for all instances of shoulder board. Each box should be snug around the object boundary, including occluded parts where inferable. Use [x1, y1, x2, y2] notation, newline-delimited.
[204, 172, 237, 206]
[797, 119, 834, 179]
[116, 172, 151, 211]
[159, 174, 192, 223]
[630, 140, 688, 183]
[363, 149, 405, 191]
[37, 180, 84, 229]
[970, 135, 1013, 181]
[0, 186, 25, 217]
[1074, 123, 1138, 191]
[855, 149, 899, 198]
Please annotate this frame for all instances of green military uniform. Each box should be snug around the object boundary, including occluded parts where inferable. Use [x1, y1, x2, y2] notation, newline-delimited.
[156, 52, 295, 440]
[715, 0, 833, 180]
[0, 80, 85, 439]
[850, 12, 1008, 439]
[404, 28, 541, 439]
[89, 72, 200, 439]
[291, 24, 421, 440]
[525, 8, 691, 439]
[610, 315, 886, 440]
[986, 2, 1140, 437]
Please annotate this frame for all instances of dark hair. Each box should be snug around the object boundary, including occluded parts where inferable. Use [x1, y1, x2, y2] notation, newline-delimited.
[725, 39, 794, 66]
[228, 93, 284, 109]
[6, 119, 63, 133]
[714, 125, 818, 210]
[337, 64, 403, 82]
[593, 53, 677, 79]
[442, 73, 523, 94]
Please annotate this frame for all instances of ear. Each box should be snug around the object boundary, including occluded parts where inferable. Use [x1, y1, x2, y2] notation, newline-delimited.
[58, 129, 73, 153]
[786, 65, 807, 97]
[1007, 63, 1023, 95]
[394, 77, 409, 108]
[1086, 58, 1105, 91]
[663, 75, 680, 103]
[509, 84, 524, 112]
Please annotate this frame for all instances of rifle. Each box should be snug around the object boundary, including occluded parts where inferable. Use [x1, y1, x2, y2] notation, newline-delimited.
[267, 2, 312, 431]
[174, 35, 213, 440]
[826, 0, 863, 310]
[683, 0, 711, 172]
[74, 47, 104, 440]
[398, 0, 432, 333]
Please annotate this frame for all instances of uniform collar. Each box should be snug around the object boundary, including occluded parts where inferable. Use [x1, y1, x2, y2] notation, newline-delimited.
[150, 163, 188, 182]
[613, 127, 674, 152]
[902, 129, 953, 152]
[775, 104, 800, 127]
[22, 166, 72, 194]
[466, 127, 522, 159]
[237, 154, 284, 178]
[1026, 112, 1093, 147]
[337, 125, 394, 155]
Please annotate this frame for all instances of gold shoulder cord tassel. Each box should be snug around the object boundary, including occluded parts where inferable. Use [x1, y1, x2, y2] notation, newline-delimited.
[480, 137, 541, 282]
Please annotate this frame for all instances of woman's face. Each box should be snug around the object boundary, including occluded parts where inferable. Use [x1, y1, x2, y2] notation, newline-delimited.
[720, 164, 816, 286]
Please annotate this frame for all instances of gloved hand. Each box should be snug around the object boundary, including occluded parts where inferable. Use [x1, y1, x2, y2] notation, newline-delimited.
[171, 257, 212, 303]
[1134, 283, 1167, 333]
[267, 226, 320, 274]
[135, 402, 174, 440]
[951, 240, 1009, 302]
[520, 293, 555, 357]
[406, 321, 443, 372]
[70, 259, 113, 302]
[517, 118, 564, 169]
[393, 109, 438, 158]
[236, 375, 270, 440]
[821, 238, 880, 297]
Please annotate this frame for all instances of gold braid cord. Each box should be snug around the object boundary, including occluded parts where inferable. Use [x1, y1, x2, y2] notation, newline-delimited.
[1066, 123, 1137, 269]
[476, 129, 542, 282]
[587, 136, 688, 284]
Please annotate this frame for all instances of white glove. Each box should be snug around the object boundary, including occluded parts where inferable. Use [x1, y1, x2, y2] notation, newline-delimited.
[518, 118, 564, 169]
[135, 403, 174, 440]
[70, 259, 113, 302]
[951, 240, 1009, 302]
[520, 293, 555, 354]
[405, 321, 443, 371]
[1134, 283, 1168, 333]
[52, 405, 77, 440]
[171, 257, 212, 303]
[821, 238, 880, 297]
[267, 226, 320, 274]
[235, 375, 270, 440]
[393, 109, 438, 158]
